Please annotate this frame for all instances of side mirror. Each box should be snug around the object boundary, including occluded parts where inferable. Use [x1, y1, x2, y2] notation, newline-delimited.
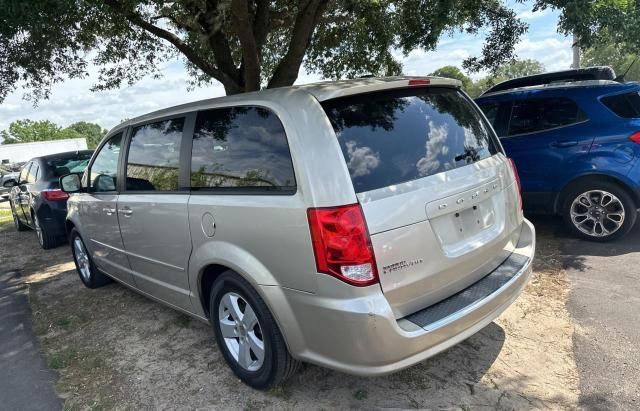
[60, 173, 83, 193]
[2, 179, 17, 188]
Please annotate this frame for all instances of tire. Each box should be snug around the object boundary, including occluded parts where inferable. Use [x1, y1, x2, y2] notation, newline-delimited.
[69, 228, 112, 288]
[33, 212, 60, 249]
[10, 202, 28, 231]
[562, 180, 637, 242]
[209, 272, 301, 389]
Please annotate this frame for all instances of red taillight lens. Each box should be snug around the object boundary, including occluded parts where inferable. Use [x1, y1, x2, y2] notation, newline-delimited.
[408, 79, 430, 86]
[41, 189, 69, 201]
[508, 158, 522, 210]
[629, 131, 640, 144]
[307, 204, 378, 286]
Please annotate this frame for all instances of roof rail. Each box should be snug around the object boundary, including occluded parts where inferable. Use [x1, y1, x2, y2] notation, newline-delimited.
[482, 66, 617, 95]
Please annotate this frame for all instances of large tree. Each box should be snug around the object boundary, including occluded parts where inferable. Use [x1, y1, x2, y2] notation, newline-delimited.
[1, 0, 528, 101]
[0, 119, 105, 147]
[3, 1, 638, 102]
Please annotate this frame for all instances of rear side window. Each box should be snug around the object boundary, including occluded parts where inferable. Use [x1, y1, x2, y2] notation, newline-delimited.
[47, 154, 92, 177]
[508, 97, 587, 136]
[601, 91, 640, 118]
[126, 118, 185, 191]
[19, 163, 31, 183]
[190, 106, 296, 192]
[25, 162, 38, 183]
[322, 87, 498, 193]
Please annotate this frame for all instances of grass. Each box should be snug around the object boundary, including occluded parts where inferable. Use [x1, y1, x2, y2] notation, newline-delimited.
[0, 208, 12, 224]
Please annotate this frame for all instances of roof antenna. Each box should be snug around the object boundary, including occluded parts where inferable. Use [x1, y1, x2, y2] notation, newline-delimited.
[614, 58, 638, 82]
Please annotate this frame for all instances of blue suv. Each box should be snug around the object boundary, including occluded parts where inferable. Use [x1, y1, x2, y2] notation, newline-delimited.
[476, 68, 640, 241]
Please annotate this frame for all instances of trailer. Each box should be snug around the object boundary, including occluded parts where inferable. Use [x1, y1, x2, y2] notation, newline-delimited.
[0, 138, 88, 165]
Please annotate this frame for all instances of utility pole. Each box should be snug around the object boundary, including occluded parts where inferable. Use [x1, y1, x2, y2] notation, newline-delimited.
[571, 33, 580, 69]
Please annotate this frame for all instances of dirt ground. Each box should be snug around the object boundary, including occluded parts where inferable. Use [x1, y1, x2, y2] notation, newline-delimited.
[0, 215, 579, 410]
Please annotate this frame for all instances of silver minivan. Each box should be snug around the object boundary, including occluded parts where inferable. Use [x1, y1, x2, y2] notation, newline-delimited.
[60, 77, 535, 389]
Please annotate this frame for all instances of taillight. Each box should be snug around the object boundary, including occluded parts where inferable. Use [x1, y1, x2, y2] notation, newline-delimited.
[41, 189, 69, 201]
[307, 204, 378, 286]
[408, 79, 430, 86]
[508, 158, 522, 210]
[629, 131, 640, 144]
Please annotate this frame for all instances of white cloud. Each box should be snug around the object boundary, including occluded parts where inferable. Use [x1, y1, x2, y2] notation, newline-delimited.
[517, 9, 549, 20]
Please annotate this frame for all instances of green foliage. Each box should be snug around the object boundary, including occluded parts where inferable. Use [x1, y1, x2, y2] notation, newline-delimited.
[431, 59, 546, 98]
[0, 119, 105, 147]
[583, 45, 640, 82]
[67, 121, 108, 149]
[430, 66, 473, 90]
[533, 0, 640, 57]
[1, 0, 528, 99]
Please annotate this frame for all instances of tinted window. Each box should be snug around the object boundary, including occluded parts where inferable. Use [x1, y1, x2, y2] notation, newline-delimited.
[190, 106, 296, 191]
[322, 87, 498, 193]
[601, 91, 640, 118]
[90, 133, 122, 192]
[19, 163, 30, 183]
[508, 97, 587, 136]
[47, 153, 92, 177]
[28, 163, 39, 183]
[126, 118, 184, 191]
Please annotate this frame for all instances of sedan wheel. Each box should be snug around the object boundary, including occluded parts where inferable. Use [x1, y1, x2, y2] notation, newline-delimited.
[570, 190, 625, 238]
[218, 292, 265, 372]
[34, 214, 44, 246]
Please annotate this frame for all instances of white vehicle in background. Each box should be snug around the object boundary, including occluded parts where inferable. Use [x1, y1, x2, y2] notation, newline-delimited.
[0, 164, 20, 199]
[0, 138, 88, 199]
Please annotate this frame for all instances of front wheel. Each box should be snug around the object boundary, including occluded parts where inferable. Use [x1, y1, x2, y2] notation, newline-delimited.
[10, 202, 28, 231]
[210, 272, 301, 389]
[562, 181, 637, 242]
[70, 228, 112, 288]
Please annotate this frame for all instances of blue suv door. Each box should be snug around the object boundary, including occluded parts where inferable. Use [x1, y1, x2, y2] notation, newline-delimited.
[482, 95, 595, 212]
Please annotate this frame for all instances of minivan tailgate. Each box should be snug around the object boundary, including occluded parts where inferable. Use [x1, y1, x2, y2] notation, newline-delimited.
[362, 159, 523, 318]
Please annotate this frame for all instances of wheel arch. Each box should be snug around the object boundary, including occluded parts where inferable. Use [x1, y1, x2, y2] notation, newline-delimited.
[554, 173, 640, 214]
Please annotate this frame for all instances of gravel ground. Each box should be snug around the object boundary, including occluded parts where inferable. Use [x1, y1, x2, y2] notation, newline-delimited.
[0, 218, 579, 410]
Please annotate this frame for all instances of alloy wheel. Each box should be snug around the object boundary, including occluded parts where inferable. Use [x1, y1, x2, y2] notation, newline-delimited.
[73, 237, 91, 281]
[218, 292, 265, 372]
[34, 215, 43, 245]
[570, 190, 625, 238]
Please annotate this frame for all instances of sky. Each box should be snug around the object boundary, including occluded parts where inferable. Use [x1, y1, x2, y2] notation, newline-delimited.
[0, 1, 572, 134]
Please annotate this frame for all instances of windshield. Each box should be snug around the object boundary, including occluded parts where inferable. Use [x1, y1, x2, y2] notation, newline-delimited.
[322, 87, 499, 193]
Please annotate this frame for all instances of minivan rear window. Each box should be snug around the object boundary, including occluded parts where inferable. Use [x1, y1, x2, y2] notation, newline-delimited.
[601, 91, 640, 118]
[322, 87, 498, 193]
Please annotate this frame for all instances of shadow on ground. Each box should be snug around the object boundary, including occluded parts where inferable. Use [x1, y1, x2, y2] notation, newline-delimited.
[0, 217, 578, 409]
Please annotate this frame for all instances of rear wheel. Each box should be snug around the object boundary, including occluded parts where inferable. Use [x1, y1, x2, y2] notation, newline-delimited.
[70, 228, 112, 288]
[209, 272, 301, 389]
[562, 180, 637, 242]
[34, 212, 59, 249]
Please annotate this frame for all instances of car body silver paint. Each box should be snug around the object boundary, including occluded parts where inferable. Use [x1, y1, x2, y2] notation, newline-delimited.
[65, 76, 535, 375]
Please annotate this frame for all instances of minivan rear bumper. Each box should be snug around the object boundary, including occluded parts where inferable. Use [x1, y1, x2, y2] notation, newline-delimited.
[261, 218, 535, 376]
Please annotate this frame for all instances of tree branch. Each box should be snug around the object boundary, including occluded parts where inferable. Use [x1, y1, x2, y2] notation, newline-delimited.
[231, 0, 261, 91]
[268, 0, 328, 88]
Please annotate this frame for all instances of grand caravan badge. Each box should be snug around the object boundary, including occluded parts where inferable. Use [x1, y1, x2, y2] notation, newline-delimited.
[382, 258, 424, 275]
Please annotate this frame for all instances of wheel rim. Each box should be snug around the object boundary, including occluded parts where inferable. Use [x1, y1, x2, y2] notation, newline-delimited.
[570, 190, 625, 238]
[34, 215, 43, 245]
[73, 237, 91, 281]
[218, 292, 265, 371]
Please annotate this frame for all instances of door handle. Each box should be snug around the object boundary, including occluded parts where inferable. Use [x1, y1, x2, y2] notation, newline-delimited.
[551, 140, 578, 148]
[103, 207, 116, 215]
[119, 207, 133, 217]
